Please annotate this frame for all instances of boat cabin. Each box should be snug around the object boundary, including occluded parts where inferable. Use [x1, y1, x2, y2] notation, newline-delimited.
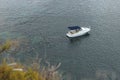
[68, 26, 81, 34]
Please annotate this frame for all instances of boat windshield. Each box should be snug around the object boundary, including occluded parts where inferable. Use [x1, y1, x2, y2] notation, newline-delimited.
[68, 26, 81, 30]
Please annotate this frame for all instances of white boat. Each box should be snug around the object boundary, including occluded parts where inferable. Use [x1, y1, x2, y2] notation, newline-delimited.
[66, 26, 91, 38]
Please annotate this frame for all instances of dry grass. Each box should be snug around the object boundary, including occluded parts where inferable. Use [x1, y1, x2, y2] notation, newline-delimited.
[0, 39, 63, 80]
[0, 60, 62, 80]
[0, 61, 44, 80]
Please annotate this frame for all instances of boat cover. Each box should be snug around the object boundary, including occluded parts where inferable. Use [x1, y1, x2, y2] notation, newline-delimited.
[68, 26, 81, 30]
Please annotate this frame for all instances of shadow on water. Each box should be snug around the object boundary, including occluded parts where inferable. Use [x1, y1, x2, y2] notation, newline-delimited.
[67, 33, 90, 43]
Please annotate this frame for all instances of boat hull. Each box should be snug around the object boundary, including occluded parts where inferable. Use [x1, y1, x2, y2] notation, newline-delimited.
[66, 27, 91, 38]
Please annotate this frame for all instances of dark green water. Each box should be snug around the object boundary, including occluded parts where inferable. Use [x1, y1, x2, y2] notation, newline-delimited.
[1, 0, 120, 79]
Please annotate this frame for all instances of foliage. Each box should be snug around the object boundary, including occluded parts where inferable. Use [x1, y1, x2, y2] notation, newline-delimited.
[0, 40, 20, 54]
[0, 62, 45, 80]
[0, 61, 62, 80]
[0, 40, 63, 80]
[0, 40, 11, 53]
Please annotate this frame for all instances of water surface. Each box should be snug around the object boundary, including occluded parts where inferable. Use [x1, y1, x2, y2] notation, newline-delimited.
[0, 0, 120, 79]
